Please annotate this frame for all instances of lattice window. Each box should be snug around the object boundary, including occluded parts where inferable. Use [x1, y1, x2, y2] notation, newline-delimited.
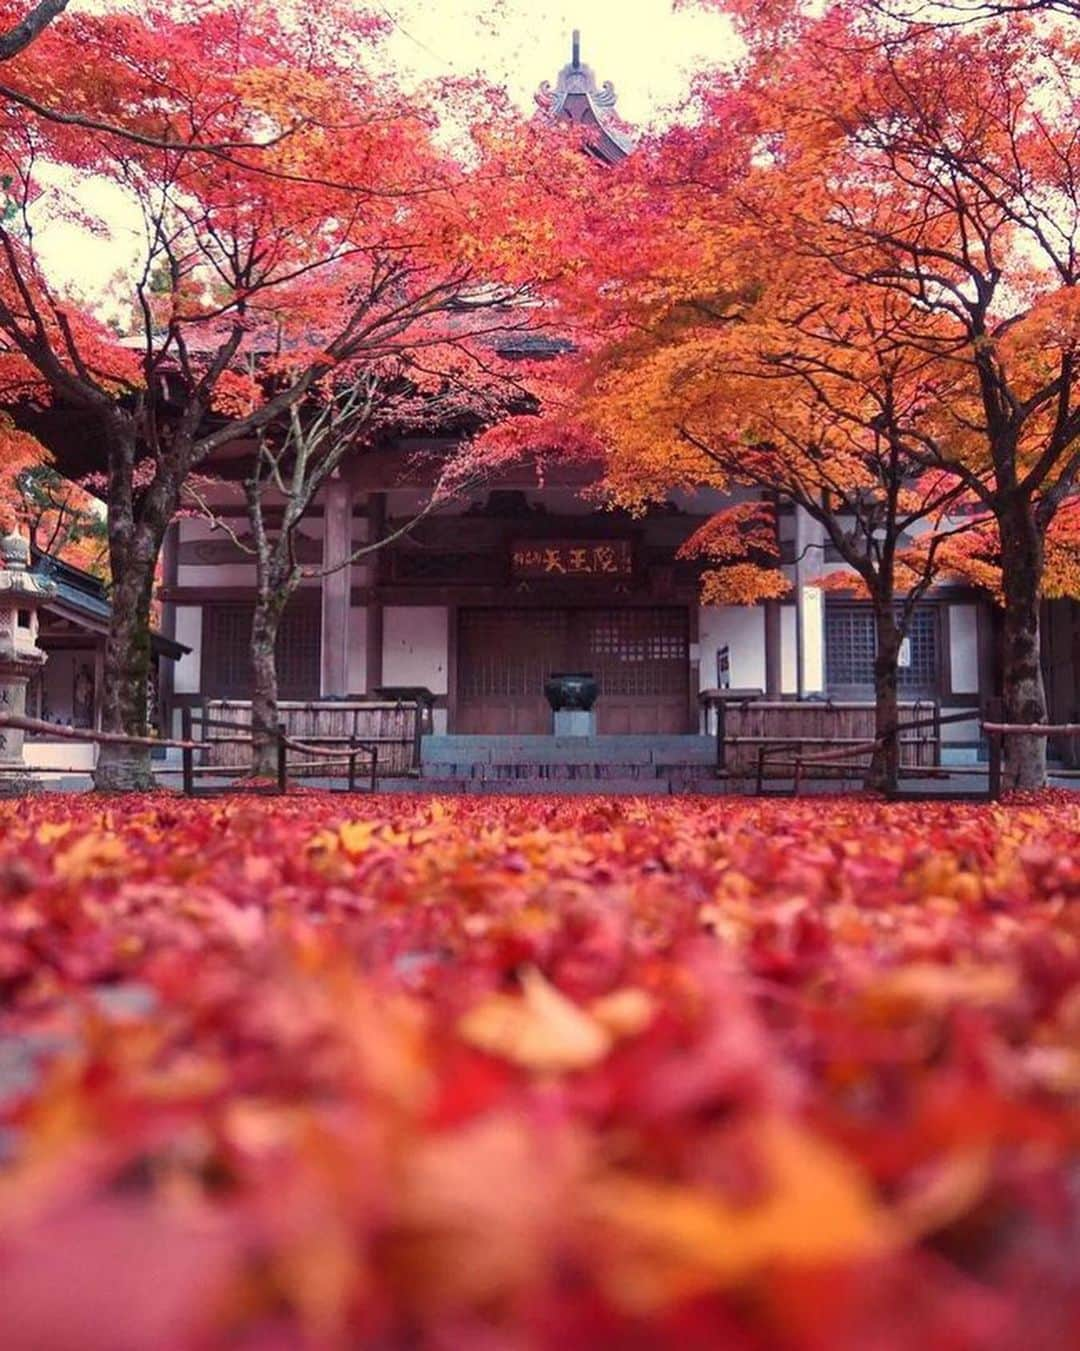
[459, 609, 569, 698]
[201, 595, 321, 700]
[825, 603, 939, 697]
[459, 607, 689, 703]
[586, 609, 688, 696]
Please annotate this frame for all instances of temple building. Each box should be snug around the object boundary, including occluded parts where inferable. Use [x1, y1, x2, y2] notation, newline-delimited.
[28, 36, 1080, 776]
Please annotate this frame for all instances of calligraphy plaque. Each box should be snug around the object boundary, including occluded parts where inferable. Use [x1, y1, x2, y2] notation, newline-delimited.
[510, 540, 633, 579]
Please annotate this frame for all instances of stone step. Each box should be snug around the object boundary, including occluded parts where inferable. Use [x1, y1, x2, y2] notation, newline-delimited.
[425, 763, 651, 782]
[422, 761, 720, 783]
[377, 777, 467, 794]
[670, 779, 737, 796]
[421, 735, 715, 767]
[474, 778, 673, 796]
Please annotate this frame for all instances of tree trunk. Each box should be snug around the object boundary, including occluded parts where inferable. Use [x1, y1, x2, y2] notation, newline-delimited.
[866, 602, 901, 796]
[249, 594, 285, 779]
[92, 417, 176, 793]
[999, 505, 1048, 790]
[93, 526, 161, 791]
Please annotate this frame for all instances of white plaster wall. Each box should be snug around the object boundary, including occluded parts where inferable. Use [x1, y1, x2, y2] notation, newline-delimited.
[949, 604, 979, 695]
[697, 605, 766, 692]
[382, 607, 449, 694]
[173, 606, 203, 694]
[26, 742, 96, 770]
[801, 585, 825, 694]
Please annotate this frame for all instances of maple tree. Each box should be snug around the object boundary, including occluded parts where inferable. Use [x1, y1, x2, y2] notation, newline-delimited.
[186, 364, 533, 777]
[1, 790, 1079, 1346]
[576, 229, 980, 791]
[565, 7, 1080, 789]
[12, 462, 106, 569]
[0, 1, 67, 62]
[0, 0, 570, 789]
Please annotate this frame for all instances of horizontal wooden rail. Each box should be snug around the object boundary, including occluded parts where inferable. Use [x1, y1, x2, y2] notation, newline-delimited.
[0, 712, 198, 751]
[982, 722, 1080, 737]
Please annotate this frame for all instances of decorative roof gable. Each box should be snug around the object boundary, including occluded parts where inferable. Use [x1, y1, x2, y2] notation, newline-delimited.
[536, 30, 633, 164]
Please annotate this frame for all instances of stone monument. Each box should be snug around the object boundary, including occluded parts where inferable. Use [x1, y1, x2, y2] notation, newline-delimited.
[0, 525, 56, 789]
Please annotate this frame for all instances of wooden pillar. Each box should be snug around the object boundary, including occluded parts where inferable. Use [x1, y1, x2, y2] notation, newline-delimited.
[320, 477, 352, 697]
[764, 599, 782, 697]
[364, 492, 386, 696]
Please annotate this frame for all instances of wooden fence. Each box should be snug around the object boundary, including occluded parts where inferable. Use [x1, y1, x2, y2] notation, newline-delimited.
[712, 699, 940, 775]
[200, 700, 424, 777]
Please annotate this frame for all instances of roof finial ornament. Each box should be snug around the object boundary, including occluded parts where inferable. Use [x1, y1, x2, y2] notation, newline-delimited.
[535, 30, 633, 162]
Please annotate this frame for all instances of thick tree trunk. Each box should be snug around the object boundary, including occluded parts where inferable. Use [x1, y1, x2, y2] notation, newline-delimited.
[93, 418, 176, 793]
[249, 595, 286, 779]
[999, 506, 1048, 790]
[93, 527, 162, 791]
[866, 602, 901, 796]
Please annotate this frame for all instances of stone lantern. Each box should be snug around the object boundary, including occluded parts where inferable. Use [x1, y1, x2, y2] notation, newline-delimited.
[0, 526, 56, 784]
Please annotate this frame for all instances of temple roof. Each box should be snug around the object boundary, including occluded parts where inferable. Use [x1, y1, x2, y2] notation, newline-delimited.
[536, 30, 633, 165]
[30, 547, 188, 659]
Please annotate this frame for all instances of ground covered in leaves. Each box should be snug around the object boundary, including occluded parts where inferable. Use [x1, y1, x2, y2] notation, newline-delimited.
[1, 792, 1079, 1350]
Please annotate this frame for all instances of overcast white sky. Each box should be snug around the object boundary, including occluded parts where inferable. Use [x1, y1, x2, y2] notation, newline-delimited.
[35, 1, 740, 299]
[380, 0, 739, 124]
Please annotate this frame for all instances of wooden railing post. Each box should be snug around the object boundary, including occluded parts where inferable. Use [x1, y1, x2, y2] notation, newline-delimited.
[181, 705, 194, 797]
[986, 697, 1003, 802]
[715, 698, 727, 772]
[276, 723, 288, 794]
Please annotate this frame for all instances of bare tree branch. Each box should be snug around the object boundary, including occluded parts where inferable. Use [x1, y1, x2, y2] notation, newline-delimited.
[0, 0, 68, 61]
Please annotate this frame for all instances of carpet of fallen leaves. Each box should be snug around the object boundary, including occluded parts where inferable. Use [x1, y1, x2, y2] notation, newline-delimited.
[1, 791, 1079, 1350]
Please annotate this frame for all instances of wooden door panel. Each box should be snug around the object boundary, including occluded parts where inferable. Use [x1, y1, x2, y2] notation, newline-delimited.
[597, 696, 687, 735]
[457, 606, 691, 735]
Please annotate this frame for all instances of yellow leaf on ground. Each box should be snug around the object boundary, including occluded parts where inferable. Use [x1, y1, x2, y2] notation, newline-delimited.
[338, 821, 380, 855]
[589, 988, 656, 1039]
[458, 967, 612, 1073]
[865, 963, 1018, 1017]
[586, 1116, 891, 1308]
[53, 834, 128, 883]
[36, 823, 72, 845]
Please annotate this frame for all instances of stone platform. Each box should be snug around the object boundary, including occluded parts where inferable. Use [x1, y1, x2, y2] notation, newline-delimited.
[414, 735, 724, 796]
